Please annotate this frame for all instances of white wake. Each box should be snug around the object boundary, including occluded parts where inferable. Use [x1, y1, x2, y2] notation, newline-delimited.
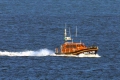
[0, 48, 55, 56]
[0, 49, 100, 58]
[77, 53, 101, 57]
[54, 54, 101, 58]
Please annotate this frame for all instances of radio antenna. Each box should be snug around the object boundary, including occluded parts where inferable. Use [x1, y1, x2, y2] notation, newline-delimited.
[69, 27, 71, 37]
[75, 26, 77, 37]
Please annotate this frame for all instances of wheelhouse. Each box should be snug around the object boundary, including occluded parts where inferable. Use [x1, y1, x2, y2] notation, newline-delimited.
[61, 42, 87, 53]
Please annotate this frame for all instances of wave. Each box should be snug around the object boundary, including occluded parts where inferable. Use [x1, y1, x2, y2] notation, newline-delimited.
[54, 54, 101, 58]
[0, 48, 55, 56]
[0, 49, 100, 58]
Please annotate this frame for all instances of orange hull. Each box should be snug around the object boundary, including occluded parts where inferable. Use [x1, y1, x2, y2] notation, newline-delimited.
[55, 42, 98, 55]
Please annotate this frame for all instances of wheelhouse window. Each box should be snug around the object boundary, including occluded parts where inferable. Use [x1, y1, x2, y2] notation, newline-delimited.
[66, 45, 76, 48]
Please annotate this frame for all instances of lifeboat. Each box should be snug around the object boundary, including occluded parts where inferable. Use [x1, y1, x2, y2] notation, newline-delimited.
[55, 26, 98, 56]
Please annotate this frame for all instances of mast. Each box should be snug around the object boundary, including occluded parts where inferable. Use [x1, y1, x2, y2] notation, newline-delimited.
[64, 23, 67, 38]
[69, 27, 71, 38]
[64, 23, 72, 41]
[76, 26, 77, 37]
[64, 23, 67, 42]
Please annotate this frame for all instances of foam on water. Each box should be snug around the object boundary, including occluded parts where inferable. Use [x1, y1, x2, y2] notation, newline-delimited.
[54, 53, 101, 58]
[0, 49, 100, 58]
[0, 48, 55, 56]
[78, 54, 101, 57]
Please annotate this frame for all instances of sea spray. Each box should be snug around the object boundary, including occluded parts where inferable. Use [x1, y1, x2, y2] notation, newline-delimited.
[0, 48, 55, 56]
[30, 48, 55, 56]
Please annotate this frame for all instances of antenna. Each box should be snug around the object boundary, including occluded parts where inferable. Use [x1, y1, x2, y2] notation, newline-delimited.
[69, 27, 71, 37]
[72, 39, 73, 43]
[65, 23, 67, 29]
[76, 26, 77, 37]
[64, 23, 72, 41]
[80, 40, 81, 43]
[64, 23, 67, 38]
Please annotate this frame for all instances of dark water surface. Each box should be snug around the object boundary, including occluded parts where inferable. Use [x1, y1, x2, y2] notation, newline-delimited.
[0, 0, 120, 80]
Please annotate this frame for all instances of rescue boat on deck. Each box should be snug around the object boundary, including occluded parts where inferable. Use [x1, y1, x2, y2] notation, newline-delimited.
[55, 26, 99, 56]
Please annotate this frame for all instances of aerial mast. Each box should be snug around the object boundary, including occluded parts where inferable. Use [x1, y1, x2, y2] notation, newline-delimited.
[76, 26, 77, 37]
[64, 23, 67, 38]
[64, 23, 72, 42]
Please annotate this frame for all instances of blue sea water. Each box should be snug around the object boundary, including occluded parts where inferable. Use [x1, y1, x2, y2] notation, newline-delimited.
[0, 0, 120, 79]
